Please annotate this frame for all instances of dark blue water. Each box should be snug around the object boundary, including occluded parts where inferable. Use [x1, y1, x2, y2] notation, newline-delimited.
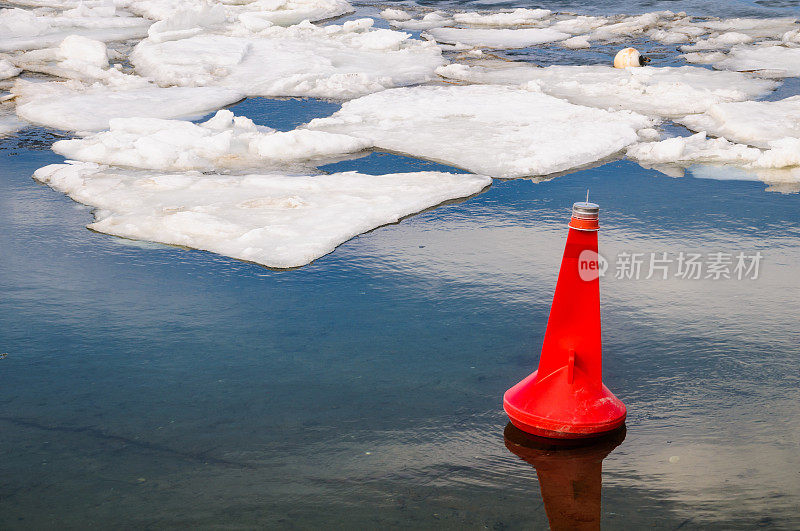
[2, 1, 800, 527]
[2, 109, 799, 527]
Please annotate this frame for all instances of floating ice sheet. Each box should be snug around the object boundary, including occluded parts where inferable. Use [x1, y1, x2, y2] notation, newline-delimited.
[13, 79, 243, 131]
[709, 45, 800, 78]
[379, 9, 410, 22]
[451, 9, 551, 26]
[627, 132, 800, 169]
[425, 27, 568, 49]
[52, 110, 370, 171]
[0, 6, 150, 52]
[126, 0, 353, 27]
[679, 96, 800, 149]
[390, 13, 451, 31]
[9, 35, 128, 83]
[0, 107, 25, 136]
[436, 63, 778, 118]
[687, 165, 800, 192]
[33, 161, 491, 268]
[0, 59, 22, 80]
[307, 84, 653, 178]
[131, 19, 445, 99]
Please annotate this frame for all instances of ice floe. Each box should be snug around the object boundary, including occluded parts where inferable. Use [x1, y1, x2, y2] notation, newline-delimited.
[425, 27, 568, 49]
[389, 12, 451, 31]
[4, 35, 248, 132]
[679, 31, 753, 52]
[52, 110, 370, 171]
[436, 63, 778, 118]
[126, 0, 353, 27]
[627, 132, 800, 169]
[707, 45, 800, 78]
[687, 165, 800, 192]
[0, 107, 25, 136]
[9, 35, 125, 82]
[33, 161, 491, 268]
[562, 36, 590, 49]
[451, 9, 551, 27]
[131, 18, 445, 99]
[0, 5, 150, 52]
[308, 84, 653, 178]
[679, 96, 800, 149]
[379, 9, 411, 22]
[0, 59, 22, 80]
[390, 9, 798, 51]
[13, 79, 243, 131]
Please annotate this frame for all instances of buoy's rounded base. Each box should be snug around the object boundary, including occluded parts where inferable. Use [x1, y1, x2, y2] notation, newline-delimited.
[503, 370, 627, 440]
[505, 412, 626, 440]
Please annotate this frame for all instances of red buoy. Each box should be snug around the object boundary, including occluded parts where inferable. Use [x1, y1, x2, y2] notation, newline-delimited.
[503, 200, 626, 439]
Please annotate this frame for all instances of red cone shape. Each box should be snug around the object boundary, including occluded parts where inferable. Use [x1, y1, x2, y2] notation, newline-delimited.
[503, 201, 626, 439]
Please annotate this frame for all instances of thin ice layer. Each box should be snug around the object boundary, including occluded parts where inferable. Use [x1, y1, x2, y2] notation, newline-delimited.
[9, 35, 130, 83]
[452, 9, 551, 26]
[687, 165, 800, 191]
[307, 84, 653, 178]
[425, 27, 568, 49]
[131, 19, 445, 99]
[627, 132, 800, 169]
[13, 79, 243, 131]
[436, 63, 778, 118]
[0, 108, 25, 136]
[33, 161, 491, 268]
[0, 6, 150, 52]
[0, 59, 22, 80]
[710, 45, 800, 78]
[390, 13, 451, 31]
[52, 110, 370, 171]
[125, 0, 353, 28]
[678, 96, 800, 149]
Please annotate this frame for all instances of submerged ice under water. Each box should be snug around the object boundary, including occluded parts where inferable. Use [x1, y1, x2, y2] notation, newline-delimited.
[0, 0, 799, 527]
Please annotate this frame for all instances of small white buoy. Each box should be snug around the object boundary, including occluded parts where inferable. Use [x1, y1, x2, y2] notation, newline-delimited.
[614, 47, 651, 68]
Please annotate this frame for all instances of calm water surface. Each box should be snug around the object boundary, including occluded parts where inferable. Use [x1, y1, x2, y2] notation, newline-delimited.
[2, 2, 800, 527]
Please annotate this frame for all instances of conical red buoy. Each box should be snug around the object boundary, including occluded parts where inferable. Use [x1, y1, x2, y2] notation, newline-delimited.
[503, 200, 626, 439]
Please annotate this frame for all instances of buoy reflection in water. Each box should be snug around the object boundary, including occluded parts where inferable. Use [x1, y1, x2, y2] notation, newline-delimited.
[503, 423, 626, 531]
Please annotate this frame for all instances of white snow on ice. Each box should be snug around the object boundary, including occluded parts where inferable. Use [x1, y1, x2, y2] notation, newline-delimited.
[13, 79, 243, 131]
[709, 45, 800, 78]
[425, 27, 569, 49]
[0, 59, 22, 80]
[436, 63, 778, 118]
[126, 0, 353, 28]
[33, 161, 491, 268]
[687, 165, 800, 191]
[452, 9, 551, 27]
[379, 9, 410, 22]
[627, 132, 800, 169]
[307, 84, 653, 178]
[0, 5, 150, 52]
[679, 96, 800, 149]
[52, 110, 370, 171]
[131, 18, 445, 99]
[389, 13, 451, 31]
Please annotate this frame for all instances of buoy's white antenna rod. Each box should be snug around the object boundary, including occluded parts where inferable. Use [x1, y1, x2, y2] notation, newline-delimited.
[586, 189, 590, 203]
